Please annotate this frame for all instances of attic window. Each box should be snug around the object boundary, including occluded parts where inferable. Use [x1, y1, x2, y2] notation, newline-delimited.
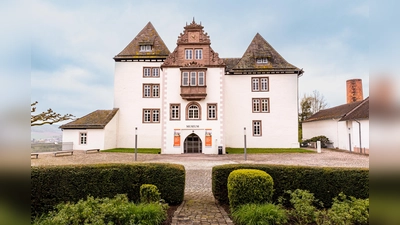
[140, 45, 152, 52]
[256, 58, 268, 64]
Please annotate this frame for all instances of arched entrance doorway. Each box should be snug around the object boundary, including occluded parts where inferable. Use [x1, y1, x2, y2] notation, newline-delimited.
[184, 133, 202, 153]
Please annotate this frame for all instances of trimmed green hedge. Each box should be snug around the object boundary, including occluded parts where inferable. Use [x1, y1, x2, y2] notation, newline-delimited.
[31, 163, 185, 219]
[228, 169, 274, 210]
[212, 164, 368, 208]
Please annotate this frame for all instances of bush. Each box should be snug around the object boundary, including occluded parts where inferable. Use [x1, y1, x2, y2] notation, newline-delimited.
[140, 184, 161, 203]
[327, 193, 369, 225]
[33, 194, 166, 225]
[31, 163, 185, 219]
[231, 203, 288, 225]
[303, 135, 330, 148]
[227, 169, 274, 210]
[212, 164, 369, 208]
[281, 189, 323, 225]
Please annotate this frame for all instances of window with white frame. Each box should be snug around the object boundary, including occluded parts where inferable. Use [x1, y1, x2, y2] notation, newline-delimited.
[80, 132, 87, 145]
[187, 103, 201, 120]
[182, 72, 189, 86]
[252, 98, 270, 113]
[251, 77, 269, 92]
[190, 72, 197, 86]
[143, 67, 160, 77]
[185, 49, 193, 59]
[170, 104, 180, 120]
[198, 72, 205, 86]
[143, 84, 160, 98]
[182, 71, 206, 86]
[143, 109, 160, 123]
[195, 49, 203, 59]
[207, 103, 217, 120]
[256, 58, 268, 63]
[140, 45, 152, 52]
[253, 120, 262, 136]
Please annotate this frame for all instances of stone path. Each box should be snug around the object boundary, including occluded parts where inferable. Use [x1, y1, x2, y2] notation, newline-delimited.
[31, 149, 369, 224]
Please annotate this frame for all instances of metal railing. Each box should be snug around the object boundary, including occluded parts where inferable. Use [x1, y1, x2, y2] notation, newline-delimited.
[31, 142, 73, 153]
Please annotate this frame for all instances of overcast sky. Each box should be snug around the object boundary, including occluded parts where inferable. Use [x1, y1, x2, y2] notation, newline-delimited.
[31, 0, 371, 122]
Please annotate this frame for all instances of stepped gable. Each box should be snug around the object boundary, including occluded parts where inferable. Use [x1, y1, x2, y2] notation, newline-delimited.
[60, 108, 119, 129]
[114, 22, 170, 61]
[228, 33, 302, 75]
[162, 19, 224, 68]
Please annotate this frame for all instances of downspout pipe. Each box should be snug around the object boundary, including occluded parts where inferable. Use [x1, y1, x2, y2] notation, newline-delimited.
[354, 119, 362, 153]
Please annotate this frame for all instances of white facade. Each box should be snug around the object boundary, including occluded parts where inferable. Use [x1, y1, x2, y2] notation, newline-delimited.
[303, 119, 348, 150]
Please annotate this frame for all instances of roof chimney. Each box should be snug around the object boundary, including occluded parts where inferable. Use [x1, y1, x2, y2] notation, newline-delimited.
[346, 79, 363, 103]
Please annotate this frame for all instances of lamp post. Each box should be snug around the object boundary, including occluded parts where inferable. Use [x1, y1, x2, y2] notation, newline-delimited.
[244, 127, 247, 161]
[135, 127, 138, 161]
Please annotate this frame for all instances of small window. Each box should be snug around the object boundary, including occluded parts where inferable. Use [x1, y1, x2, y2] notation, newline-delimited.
[79, 132, 87, 145]
[195, 49, 202, 59]
[186, 102, 201, 120]
[251, 77, 269, 92]
[143, 84, 160, 98]
[170, 104, 181, 120]
[256, 58, 268, 63]
[152, 68, 159, 77]
[253, 120, 262, 136]
[190, 72, 197, 86]
[207, 103, 217, 120]
[144, 68, 151, 77]
[143, 109, 160, 123]
[252, 98, 270, 113]
[198, 72, 205, 86]
[140, 45, 152, 52]
[185, 49, 193, 59]
[182, 72, 189, 86]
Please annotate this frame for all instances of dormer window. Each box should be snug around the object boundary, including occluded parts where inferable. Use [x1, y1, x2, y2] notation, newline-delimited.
[256, 58, 268, 64]
[140, 45, 152, 52]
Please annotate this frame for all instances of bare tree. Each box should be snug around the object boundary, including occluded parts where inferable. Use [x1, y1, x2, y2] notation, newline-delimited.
[31, 101, 74, 126]
[299, 90, 328, 121]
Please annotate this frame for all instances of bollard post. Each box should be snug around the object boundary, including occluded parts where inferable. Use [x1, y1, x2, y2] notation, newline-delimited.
[317, 140, 321, 153]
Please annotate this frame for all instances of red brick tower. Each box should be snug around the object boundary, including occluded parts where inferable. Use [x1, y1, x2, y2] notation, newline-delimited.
[346, 79, 363, 103]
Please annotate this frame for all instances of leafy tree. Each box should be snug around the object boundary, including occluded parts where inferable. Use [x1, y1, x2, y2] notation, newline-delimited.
[31, 101, 74, 126]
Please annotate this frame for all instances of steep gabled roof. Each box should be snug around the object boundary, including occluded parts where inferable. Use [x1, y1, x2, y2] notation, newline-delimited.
[340, 97, 369, 121]
[227, 33, 301, 75]
[303, 101, 363, 122]
[222, 58, 241, 71]
[114, 22, 170, 61]
[60, 108, 119, 129]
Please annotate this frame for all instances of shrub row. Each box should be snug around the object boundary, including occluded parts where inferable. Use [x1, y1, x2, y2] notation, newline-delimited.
[31, 163, 185, 219]
[212, 164, 368, 208]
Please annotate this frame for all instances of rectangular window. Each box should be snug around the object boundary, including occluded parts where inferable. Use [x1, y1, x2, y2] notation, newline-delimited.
[143, 84, 160, 98]
[140, 45, 152, 52]
[198, 72, 205, 86]
[256, 58, 268, 63]
[170, 104, 180, 120]
[182, 72, 189, 86]
[185, 49, 193, 59]
[79, 132, 87, 145]
[207, 103, 217, 120]
[143, 109, 160, 123]
[144, 68, 151, 77]
[253, 120, 262, 136]
[195, 49, 202, 59]
[190, 72, 197, 86]
[252, 77, 269, 92]
[152, 68, 159, 77]
[252, 98, 270, 113]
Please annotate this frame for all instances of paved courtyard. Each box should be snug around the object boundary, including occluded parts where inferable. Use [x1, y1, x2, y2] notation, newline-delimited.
[31, 149, 369, 224]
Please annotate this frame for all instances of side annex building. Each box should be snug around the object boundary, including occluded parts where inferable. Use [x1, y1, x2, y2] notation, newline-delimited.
[60, 20, 304, 154]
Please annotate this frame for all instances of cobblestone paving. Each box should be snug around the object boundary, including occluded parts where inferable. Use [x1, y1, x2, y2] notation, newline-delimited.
[31, 149, 369, 224]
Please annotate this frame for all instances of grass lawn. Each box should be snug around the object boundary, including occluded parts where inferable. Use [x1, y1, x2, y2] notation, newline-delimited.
[225, 148, 314, 154]
[102, 148, 161, 154]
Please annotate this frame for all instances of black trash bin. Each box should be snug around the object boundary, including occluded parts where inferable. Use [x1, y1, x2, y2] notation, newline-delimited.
[218, 146, 223, 155]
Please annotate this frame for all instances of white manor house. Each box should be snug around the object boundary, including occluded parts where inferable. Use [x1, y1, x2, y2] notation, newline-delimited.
[60, 20, 304, 154]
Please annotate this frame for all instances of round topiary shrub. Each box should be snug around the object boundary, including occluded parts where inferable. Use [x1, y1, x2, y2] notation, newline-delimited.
[140, 184, 161, 203]
[227, 169, 274, 210]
